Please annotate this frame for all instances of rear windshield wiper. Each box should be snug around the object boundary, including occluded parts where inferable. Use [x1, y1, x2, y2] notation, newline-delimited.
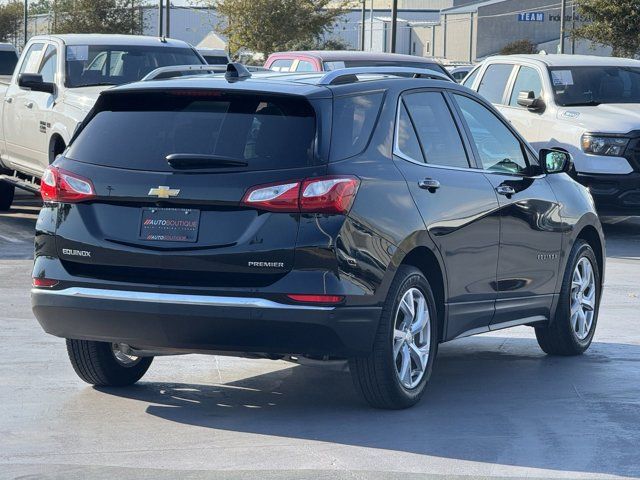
[166, 153, 249, 170]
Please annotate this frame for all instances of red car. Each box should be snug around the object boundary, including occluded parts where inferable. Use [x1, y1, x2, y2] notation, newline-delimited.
[264, 50, 454, 80]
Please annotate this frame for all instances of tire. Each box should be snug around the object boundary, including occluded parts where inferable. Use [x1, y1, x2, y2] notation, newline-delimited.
[535, 239, 601, 356]
[0, 181, 14, 211]
[66, 339, 153, 386]
[349, 265, 438, 409]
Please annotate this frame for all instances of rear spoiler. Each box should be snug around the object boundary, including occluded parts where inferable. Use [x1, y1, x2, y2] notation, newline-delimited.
[142, 63, 256, 82]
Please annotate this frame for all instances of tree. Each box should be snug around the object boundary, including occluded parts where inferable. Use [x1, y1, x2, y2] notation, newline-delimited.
[0, 0, 23, 44]
[213, 0, 349, 58]
[500, 39, 538, 55]
[52, 0, 145, 35]
[29, 0, 52, 15]
[573, 0, 640, 57]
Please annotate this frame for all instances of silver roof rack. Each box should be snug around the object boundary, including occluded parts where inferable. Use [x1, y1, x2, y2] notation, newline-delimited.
[142, 64, 225, 81]
[318, 66, 452, 85]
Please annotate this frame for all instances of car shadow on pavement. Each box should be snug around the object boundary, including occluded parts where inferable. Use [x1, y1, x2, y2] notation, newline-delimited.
[601, 216, 640, 260]
[96, 336, 640, 478]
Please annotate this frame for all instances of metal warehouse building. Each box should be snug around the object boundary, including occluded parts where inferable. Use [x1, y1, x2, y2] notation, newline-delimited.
[420, 0, 610, 62]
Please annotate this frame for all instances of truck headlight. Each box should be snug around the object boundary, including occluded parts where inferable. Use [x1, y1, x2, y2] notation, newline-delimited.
[581, 134, 629, 157]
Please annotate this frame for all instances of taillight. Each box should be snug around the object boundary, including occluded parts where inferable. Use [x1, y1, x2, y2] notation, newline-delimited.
[300, 176, 359, 214]
[32, 277, 59, 288]
[241, 176, 359, 214]
[287, 294, 344, 304]
[241, 181, 300, 212]
[41, 166, 96, 203]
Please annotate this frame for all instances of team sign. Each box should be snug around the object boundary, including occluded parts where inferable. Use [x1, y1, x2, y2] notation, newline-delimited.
[517, 12, 545, 22]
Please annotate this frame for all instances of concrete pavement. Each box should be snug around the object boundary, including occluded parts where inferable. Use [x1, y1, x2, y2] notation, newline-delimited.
[0, 205, 639, 479]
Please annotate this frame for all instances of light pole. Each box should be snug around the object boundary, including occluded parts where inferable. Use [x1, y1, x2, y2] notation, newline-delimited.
[158, 0, 163, 37]
[390, 0, 398, 53]
[360, 0, 365, 51]
[23, 0, 27, 47]
[559, 0, 567, 54]
[369, 0, 374, 51]
[165, 0, 170, 38]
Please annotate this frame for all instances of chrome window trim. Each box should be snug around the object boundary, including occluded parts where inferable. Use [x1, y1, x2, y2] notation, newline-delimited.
[33, 287, 336, 311]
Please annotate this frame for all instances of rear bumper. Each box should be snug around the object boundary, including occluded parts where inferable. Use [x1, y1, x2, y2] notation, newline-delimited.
[576, 172, 640, 215]
[32, 287, 382, 357]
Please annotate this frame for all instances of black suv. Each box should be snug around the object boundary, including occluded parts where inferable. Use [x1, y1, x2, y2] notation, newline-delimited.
[32, 65, 605, 409]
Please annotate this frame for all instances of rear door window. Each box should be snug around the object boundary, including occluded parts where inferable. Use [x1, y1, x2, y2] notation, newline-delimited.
[67, 92, 319, 172]
[477, 64, 514, 104]
[401, 91, 470, 168]
[270, 59, 293, 72]
[295, 60, 315, 72]
[330, 92, 384, 160]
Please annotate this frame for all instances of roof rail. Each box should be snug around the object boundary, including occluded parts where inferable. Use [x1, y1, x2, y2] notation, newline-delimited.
[318, 66, 452, 85]
[142, 64, 225, 81]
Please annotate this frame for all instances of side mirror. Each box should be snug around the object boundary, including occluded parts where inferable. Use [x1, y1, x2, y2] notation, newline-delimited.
[517, 90, 545, 112]
[540, 149, 572, 174]
[18, 73, 55, 94]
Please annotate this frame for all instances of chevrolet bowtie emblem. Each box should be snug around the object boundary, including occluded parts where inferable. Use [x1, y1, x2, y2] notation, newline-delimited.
[148, 186, 180, 198]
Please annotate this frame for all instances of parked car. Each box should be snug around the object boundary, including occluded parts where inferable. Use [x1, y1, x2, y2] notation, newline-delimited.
[445, 64, 473, 82]
[197, 48, 230, 65]
[264, 50, 454, 80]
[0, 34, 205, 211]
[0, 42, 18, 82]
[464, 54, 640, 214]
[32, 65, 604, 409]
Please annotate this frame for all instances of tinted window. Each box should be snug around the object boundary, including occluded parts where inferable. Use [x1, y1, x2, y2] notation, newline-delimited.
[477, 64, 514, 104]
[65, 45, 202, 87]
[19, 43, 45, 75]
[509, 66, 543, 106]
[0, 50, 18, 75]
[296, 60, 315, 72]
[38, 45, 57, 83]
[403, 92, 469, 168]
[396, 103, 424, 162]
[453, 94, 528, 174]
[462, 67, 480, 87]
[549, 66, 640, 106]
[270, 59, 293, 72]
[203, 55, 228, 65]
[331, 92, 384, 160]
[68, 92, 318, 172]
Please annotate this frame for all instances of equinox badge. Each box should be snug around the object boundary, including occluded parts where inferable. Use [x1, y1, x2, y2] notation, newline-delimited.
[148, 186, 180, 199]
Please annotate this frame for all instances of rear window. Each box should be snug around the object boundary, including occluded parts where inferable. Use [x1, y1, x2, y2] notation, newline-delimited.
[330, 92, 384, 160]
[203, 55, 228, 65]
[67, 91, 318, 172]
[0, 50, 18, 75]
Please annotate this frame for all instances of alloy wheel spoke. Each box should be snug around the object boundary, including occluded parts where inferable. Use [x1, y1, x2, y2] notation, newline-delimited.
[411, 297, 428, 335]
[399, 344, 412, 386]
[409, 342, 428, 371]
[400, 290, 415, 321]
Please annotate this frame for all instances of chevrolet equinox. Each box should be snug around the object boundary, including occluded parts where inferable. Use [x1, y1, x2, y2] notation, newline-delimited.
[31, 64, 605, 409]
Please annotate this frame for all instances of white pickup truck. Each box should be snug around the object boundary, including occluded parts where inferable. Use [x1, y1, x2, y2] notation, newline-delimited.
[0, 34, 205, 210]
[464, 54, 640, 215]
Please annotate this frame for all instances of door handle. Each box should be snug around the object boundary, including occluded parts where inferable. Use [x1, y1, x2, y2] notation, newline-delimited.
[5, 97, 12, 103]
[496, 185, 516, 196]
[418, 178, 440, 192]
[25, 101, 34, 109]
